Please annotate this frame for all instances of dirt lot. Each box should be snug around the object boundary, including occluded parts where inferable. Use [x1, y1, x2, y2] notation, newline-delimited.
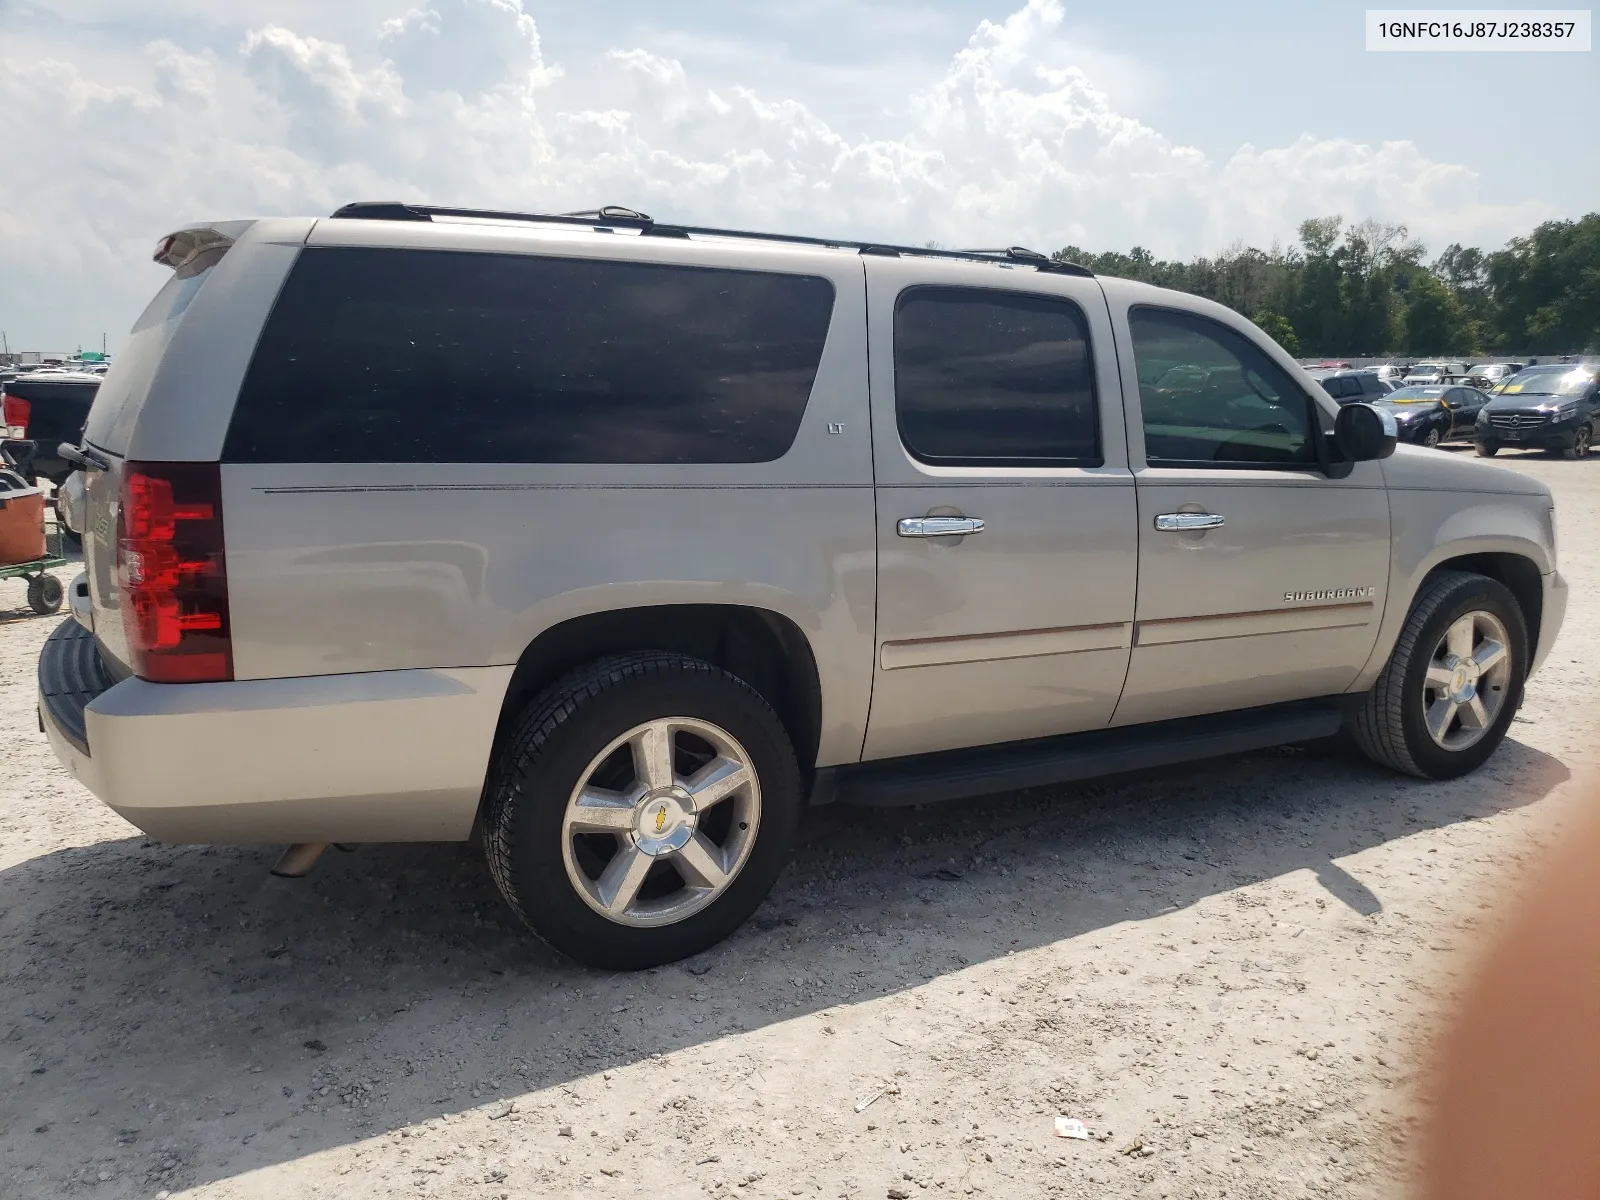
[2, 450, 1596, 1200]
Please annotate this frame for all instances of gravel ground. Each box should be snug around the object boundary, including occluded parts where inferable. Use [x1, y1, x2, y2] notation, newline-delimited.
[2, 450, 1596, 1200]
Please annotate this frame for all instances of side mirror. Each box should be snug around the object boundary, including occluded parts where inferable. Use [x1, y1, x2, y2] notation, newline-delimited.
[1334, 403, 1397, 462]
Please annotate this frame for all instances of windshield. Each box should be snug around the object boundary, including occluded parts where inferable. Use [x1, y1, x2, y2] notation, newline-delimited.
[1498, 369, 1593, 398]
[1407, 365, 1443, 376]
[1384, 386, 1444, 403]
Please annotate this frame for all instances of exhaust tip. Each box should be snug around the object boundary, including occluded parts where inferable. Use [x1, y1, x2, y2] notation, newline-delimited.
[270, 843, 329, 878]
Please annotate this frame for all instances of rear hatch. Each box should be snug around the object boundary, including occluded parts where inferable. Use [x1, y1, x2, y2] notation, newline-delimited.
[75, 219, 307, 675]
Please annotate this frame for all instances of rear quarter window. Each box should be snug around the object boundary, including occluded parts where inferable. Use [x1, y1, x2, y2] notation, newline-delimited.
[82, 249, 226, 452]
[223, 247, 837, 464]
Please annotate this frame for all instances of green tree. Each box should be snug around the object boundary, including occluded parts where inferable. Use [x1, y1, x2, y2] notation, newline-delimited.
[1050, 211, 1596, 357]
[1253, 310, 1300, 355]
[1399, 269, 1477, 355]
[1485, 215, 1600, 353]
[1435, 243, 1493, 327]
[1290, 216, 1345, 354]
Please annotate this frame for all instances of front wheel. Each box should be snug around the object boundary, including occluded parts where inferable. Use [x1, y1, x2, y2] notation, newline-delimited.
[1475, 440, 1499, 457]
[483, 652, 802, 970]
[1422, 427, 1442, 449]
[1351, 571, 1526, 779]
[1563, 424, 1592, 460]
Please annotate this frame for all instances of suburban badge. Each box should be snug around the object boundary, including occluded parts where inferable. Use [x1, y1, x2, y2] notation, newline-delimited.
[1283, 586, 1377, 603]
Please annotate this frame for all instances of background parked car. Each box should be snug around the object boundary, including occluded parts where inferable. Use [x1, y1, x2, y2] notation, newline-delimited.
[1316, 370, 1394, 404]
[1465, 363, 1523, 389]
[1403, 361, 1468, 385]
[1377, 384, 1489, 447]
[1476, 365, 1600, 459]
[0, 370, 100, 487]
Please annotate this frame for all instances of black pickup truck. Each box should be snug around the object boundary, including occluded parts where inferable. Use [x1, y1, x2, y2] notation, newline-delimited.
[1, 370, 101, 485]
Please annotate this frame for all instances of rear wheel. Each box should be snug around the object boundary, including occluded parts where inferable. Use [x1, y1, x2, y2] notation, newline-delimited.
[1351, 571, 1526, 779]
[484, 652, 801, 970]
[1475, 440, 1499, 457]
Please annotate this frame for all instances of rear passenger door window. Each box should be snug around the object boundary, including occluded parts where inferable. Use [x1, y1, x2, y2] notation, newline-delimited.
[893, 286, 1100, 467]
[225, 247, 836, 464]
[1129, 307, 1317, 467]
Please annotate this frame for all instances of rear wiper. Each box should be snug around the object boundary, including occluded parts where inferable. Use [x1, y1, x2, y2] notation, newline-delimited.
[59, 442, 113, 471]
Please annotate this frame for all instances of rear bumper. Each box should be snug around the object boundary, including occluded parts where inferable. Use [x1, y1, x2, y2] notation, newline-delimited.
[38, 622, 512, 844]
[1530, 570, 1568, 678]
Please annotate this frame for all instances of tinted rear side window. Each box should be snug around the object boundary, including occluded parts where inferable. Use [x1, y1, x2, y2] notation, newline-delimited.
[893, 287, 1100, 467]
[225, 247, 836, 464]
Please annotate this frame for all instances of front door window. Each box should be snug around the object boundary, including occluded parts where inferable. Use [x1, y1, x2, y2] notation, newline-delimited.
[1130, 308, 1317, 467]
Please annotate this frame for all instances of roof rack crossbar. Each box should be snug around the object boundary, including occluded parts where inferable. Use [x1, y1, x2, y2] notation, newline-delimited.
[326, 202, 1093, 277]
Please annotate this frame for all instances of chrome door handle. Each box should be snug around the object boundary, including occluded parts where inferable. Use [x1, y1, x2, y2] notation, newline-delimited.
[1154, 512, 1225, 532]
[897, 516, 985, 538]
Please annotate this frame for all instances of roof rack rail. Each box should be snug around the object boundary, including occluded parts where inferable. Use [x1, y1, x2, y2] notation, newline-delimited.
[560, 206, 654, 223]
[326, 201, 1093, 278]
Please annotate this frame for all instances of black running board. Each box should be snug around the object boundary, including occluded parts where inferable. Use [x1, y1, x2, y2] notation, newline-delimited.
[816, 699, 1347, 808]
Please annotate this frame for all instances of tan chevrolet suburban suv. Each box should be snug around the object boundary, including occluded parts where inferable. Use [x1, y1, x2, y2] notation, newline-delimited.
[39, 203, 1568, 969]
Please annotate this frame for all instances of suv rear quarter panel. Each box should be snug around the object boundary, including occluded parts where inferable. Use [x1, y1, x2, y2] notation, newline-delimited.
[222, 222, 877, 767]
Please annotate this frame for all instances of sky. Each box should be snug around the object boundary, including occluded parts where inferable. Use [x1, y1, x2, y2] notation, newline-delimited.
[1, 0, 1595, 351]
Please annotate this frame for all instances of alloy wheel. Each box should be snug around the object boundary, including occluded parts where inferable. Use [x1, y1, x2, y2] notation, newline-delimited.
[1421, 610, 1513, 751]
[560, 717, 761, 928]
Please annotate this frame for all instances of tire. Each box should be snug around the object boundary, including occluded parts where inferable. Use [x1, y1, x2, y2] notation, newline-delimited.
[1475, 440, 1499, 457]
[1351, 571, 1527, 780]
[1563, 424, 1592, 460]
[484, 652, 802, 970]
[26, 574, 64, 615]
[1422, 427, 1441, 449]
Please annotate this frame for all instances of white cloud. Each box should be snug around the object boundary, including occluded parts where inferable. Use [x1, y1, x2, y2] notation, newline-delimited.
[379, 0, 556, 97]
[242, 26, 407, 163]
[0, 0, 1557, 348]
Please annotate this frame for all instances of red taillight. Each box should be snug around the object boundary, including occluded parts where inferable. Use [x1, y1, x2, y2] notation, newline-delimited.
[1, 391, 28, 436]
[116, 462, 232, 683]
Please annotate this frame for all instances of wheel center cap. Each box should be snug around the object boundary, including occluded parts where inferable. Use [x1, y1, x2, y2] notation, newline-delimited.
[635, 789, 694, 855]
[1447, 659, 1479, 703]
